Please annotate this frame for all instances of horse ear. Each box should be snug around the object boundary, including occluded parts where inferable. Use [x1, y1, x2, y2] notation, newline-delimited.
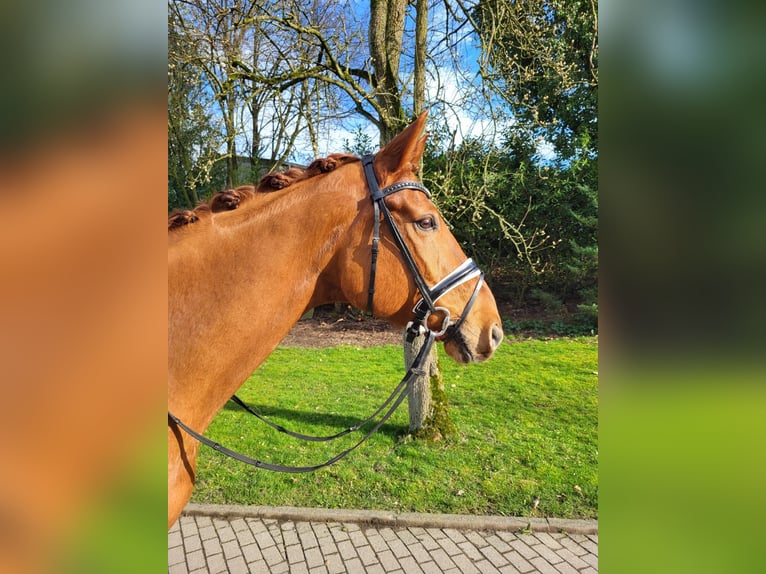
[375, 111, 429, 176]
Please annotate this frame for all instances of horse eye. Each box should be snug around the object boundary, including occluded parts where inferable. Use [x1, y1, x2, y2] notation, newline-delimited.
[416, 216, 436, 231]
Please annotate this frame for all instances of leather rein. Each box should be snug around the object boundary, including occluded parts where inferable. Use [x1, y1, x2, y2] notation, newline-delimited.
[167, 154, 484, 473]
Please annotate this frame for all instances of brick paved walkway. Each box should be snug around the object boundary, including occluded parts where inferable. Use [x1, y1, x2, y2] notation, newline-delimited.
[168, 508, 598, 573]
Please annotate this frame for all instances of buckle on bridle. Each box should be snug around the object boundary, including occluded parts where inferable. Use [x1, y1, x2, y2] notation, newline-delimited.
[423, 306, 452, 337]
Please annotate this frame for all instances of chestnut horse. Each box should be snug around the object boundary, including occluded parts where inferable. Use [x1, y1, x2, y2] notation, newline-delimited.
[168, 113, 503, 527]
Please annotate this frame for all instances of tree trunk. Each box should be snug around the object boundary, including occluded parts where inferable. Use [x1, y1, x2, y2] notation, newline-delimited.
[369, 0, 407, 145]
[413, 0, 427, 116]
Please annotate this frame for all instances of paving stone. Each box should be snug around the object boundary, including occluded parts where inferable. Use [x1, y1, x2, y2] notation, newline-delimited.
[234, 527, 256, 547]
[529, 542, 564, 565]
[479, 544, 510, 570]
[282, 529, 301, 546]
[337, 539, 357, 560]
[206, 553, 228, 574]
[319, 535, 340, 556]
[240, 542, 262, 563]
[379, 527, 398, 541]
[534, 532, 564, 549]
[349, 528, 368, 547]
[197, 525, 217, 541]
[195, 516, 212, 528]
[420, 561, 444, 574]
[168, 563, 188, 574]
[472, 559, 502, 574]
[517, 533, 538, 546]
[580, 568, 598, 574]
[202, 537, 222, 557]
[398, 556, 425, 574]
[582, 551, 599, 568]
[179, 516, 198, 537]
[496, 531, 519, 543]
[505, 550, 535, 573]
[330, 524, 350, 542]
[356, 544, 379, 567]
[508, 539, 537, 560]
[580, 538, 599, 555]
[222, 539, 243, 560]
[408, 526, 427, 538]
[553, 560, 580, 574]
[417, 532, 441, 551]
[397, 529, 418, 546]
[287, 543, 305, 564]
[528, 556, 559, 574]
[344, 557, 365, 573]
[364, 565, 385, 574]
[324, 552, 345, 574]
[299, 527, 320, 549]
[246, 559, 268, 572]
[486, 534, 512, 553]
[499, 565, 523, 574]
[559, 535, 589, 556]
[426, 527, 447, 540]
[226, 555, 249, 574]
[457, 540, 483, 561]
[168, 544, 185, 566]
[465, 531, 490, 548]
[305, 546, 324, 568]
[246, 517, 267, 533]
[365, 532, 389, 553]
[261, 545, 284, 567]
[312, 523, 331, 538]
[409, 541, 434, 563]
[168, 529, 183, 548]
[442, 528, 469, 545]
[309, 566, 329, 574]
[255, 530, 277, 549]
[216, 525, 237, 543]
[185, 549, 206, 571]
[555, 547, 590, 569]
[377, 549, 400, 571]
[430, 547, 457, 571]
[451, 553, 482, 574]
[183, 534, 202, 552]
[437, 536, 463, 556]
[387, 536, 412, 559]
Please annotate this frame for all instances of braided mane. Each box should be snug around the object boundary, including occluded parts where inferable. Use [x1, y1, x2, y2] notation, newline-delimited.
[168, 153, 358, 231]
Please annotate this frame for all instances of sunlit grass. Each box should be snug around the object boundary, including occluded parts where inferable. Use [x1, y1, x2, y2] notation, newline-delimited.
[191, 337, 598, 518]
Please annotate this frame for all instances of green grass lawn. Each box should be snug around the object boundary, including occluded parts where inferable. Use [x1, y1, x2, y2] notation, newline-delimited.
[191, 337, 598, 519]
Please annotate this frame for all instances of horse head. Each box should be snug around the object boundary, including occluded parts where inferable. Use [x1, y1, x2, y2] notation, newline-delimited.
[338, 113, 504, 363]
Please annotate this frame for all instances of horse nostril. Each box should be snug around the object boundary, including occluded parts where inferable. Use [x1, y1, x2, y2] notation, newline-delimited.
[491, 324, 504, 349]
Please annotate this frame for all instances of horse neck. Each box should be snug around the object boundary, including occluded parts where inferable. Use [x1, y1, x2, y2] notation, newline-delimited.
[168, 182, 360, 430]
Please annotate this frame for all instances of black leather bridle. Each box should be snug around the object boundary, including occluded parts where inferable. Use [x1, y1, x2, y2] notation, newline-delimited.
[168, 154, 487, 473]
[361, 154, 485, 338]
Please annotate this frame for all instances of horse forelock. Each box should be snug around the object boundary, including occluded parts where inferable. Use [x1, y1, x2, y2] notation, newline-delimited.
[168, 153, 360, 233]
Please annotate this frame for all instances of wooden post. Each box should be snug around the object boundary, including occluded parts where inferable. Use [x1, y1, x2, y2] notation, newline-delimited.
[403, 329, 456, 440]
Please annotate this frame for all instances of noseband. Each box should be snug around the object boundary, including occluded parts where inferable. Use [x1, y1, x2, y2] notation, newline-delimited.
[361, 154, 484, 337]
